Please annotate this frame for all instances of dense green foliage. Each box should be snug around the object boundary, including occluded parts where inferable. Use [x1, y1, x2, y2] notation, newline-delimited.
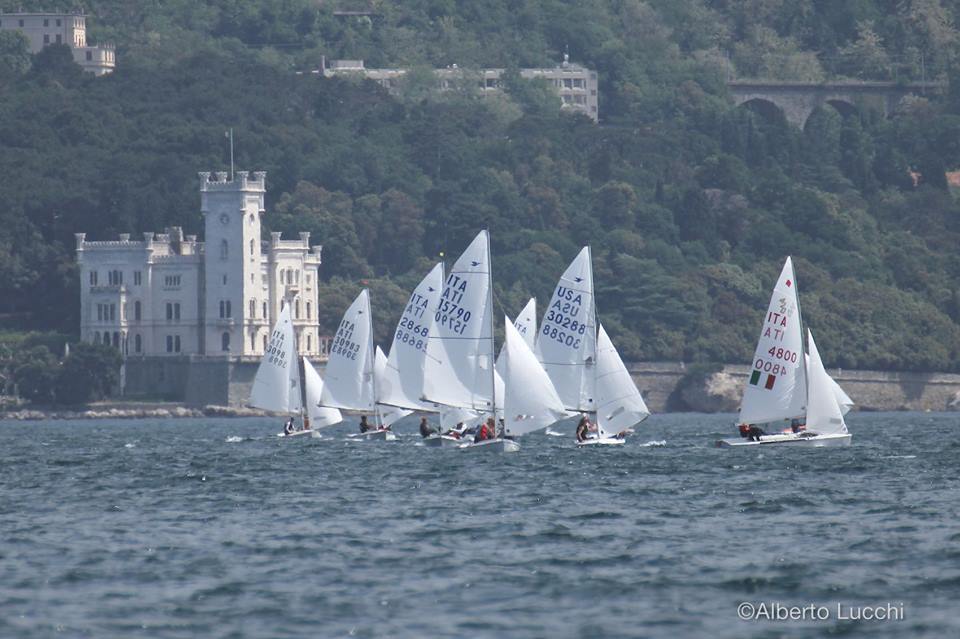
[2, 0, 960, 382]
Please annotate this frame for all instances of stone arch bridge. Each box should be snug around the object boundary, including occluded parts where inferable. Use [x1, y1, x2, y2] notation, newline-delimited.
[727, 80, 942, 128]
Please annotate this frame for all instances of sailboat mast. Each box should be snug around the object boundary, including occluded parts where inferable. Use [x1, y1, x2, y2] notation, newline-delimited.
[585, 245, 600, 431]
[791, 257, 809, 416]
[486, 230, 496, 431]
[367, 291, 381, 428]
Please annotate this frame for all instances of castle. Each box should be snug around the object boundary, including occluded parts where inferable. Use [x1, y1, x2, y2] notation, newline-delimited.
[0, 10, 115, 75]
[75, 171, 324, 405]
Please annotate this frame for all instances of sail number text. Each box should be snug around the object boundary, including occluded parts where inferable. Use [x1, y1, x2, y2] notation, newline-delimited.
[540, 287, 586, 350]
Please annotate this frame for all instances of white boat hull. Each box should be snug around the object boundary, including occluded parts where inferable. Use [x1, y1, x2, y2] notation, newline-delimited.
[577, 436, 625, 447]
[716, 433, 852, 448]
[460, 438, 521, 453]
[349, 429, 397, 442]
[277, 429, 314, 438]
[422, 434, 463, 447]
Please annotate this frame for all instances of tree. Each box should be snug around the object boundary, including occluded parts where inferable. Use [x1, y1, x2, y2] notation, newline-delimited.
[56, 343, 122, 405]
[0, 31, 31, 81]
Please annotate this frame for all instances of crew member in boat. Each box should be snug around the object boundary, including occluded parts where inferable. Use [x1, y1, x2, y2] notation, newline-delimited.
[575, 415, 590, 442]
[284, 417, 296, 435]
[738, 423, 766, 441]
[359, 415, 375, 433]
[441, 422, 464, 439]
[789, 418, 806, 434]
[419, 417, 435, 438]
[473, 417, 495, 443]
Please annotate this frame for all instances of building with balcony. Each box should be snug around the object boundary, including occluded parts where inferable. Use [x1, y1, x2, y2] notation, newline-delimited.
[318, 54, 599, 121]
[0, 10, 115, 75]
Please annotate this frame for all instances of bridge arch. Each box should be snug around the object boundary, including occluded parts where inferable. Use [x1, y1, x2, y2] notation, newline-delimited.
[738, 97, 786, 124]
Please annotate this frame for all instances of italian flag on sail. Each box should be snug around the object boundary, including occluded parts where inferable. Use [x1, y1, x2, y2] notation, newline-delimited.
[749, 370, 777, 389]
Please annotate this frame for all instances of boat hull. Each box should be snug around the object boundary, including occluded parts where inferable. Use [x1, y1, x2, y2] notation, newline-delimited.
[350, 429, 397, 442]
[460, 438, 521, 453]
[422, 434, 463, 447]
[277, 429, 314, 438]
[716, 433, 852, 448]
[577, 436, 625, 447]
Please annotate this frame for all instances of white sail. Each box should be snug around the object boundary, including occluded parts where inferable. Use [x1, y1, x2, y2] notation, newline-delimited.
[303, 357, 343, 428]
[422, 231, 495, 412]
[595, 324, 649, 437]
[374, 346, 412, 427]
[513, 298, 538, 349]
[320, 289, 376, 412]
[501, 316, 570, 436]
[738, 257, 806, 425]
[536, 247, 597, 412]
[249, 303, 301, 414]
[805, 330, 847, 435]
[805, 353, 854, 416]
[379, 263, 444, 411]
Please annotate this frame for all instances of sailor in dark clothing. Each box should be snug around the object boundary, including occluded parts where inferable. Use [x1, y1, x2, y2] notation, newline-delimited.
[359, 415, 375, 433]
[419, 416, 435, 438]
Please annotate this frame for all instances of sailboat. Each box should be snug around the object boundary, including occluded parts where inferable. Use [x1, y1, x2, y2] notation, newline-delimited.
[577, 323, 650, 446]
[501, 315, 571, 438]
[320, 289, 398, 441]
[536, 247, 650, 445]
[249, 302, 342, 437]
[716, 257, 852, 448]
[423, 230, 516, 452]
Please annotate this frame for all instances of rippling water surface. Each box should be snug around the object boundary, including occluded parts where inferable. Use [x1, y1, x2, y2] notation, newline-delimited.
[1, 412, 958, 638]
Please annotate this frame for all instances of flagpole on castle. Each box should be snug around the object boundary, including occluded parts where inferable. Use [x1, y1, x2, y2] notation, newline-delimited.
[226, 128, 234, 181]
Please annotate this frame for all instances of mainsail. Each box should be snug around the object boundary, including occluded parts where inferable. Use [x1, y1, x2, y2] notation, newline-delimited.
[249, 303, 302, 414]
[422, 231, 495, 412]
[805, 330, 848, 435]
[320, 289, 376, 412]
[738, 257, 806, 425]
[303, 357, 343, 428]
[536, 247, 597, 412]
[374, 346, 413, 427]
[513, 298, 538, 350]
[595, 323, 649, 437]
[501, 316, 570, 436]
[379, 263, 444, 411]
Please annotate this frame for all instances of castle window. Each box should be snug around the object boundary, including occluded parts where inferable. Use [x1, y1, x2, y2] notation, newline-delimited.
[250, 299, 256, 318]
[134, 301, 141, 320]
[86, 51, 92, 61]
[166, 303, 173, 321]
[93, 331, 100, 344]
[112, 332, 120, 348]
[19, 20, 24, 27]
[56, 19, 61, 27]
[166, 335, 173, 352]
[134, 271, 142, 285]
[262, 301, 267, 318]
[174, 303, 181, 321]
[251, 333, 256, 351]
[222, 332, 230, 352]
[263, 334, 268, 350]
[222, 274, 227, 285]
[307, 334, 312, 351]
[44, 34, 50, 44]
[90, 271, 98, 285]
[220, 240, 229, 259]
[134, 334, 142, 353]
[44, 19, 49, 27]
[250, 239, 255, 256]
[306, 302, 311, 319]
[97, 304, 103, 321]
[55, 34, 61, 44]
[110, 304, 116, 321]
[175, 336, 181, 352]
[295, 299, 300, 319]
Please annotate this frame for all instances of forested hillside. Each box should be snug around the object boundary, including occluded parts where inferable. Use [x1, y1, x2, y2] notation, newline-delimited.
[2, 0, 960, 372]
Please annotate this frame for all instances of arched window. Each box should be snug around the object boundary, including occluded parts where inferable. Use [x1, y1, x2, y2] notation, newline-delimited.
[249, 239, 255, 256]
[112, 332, 120, 348]
[134, 300, 141, 321]
[249, 299, 256, 318]
[93, 331, 100, 344]
[306, 301, 311, 319]
[262, 301, 267, 318]
[220, 239, 229, 259]
[134, 334, 142, 353]
[263, 333, 268, 350]
[295, 299, 300, 319]
[307, 334, 311, 351]
[222, 332, 230, 351]
[251, 333, 256, 351]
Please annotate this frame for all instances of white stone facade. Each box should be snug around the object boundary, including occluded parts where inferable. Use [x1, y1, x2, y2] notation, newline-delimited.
[316, 56, 600, 122]
[76, 171, 324, 360]
[0, 11, 115, 75]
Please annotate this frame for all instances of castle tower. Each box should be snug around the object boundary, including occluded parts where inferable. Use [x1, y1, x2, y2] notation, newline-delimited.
[199, 170, 266, 357]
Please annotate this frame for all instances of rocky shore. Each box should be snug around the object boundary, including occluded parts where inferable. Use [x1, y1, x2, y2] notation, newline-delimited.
[0, 403, 270, 421]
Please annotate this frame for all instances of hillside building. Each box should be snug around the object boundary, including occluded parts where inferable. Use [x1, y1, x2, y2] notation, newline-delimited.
[316, 55, 599, 121]
[0, 10, 115, 75]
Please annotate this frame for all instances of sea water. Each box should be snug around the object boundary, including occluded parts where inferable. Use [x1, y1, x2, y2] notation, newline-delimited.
[0, 412, 958, 638]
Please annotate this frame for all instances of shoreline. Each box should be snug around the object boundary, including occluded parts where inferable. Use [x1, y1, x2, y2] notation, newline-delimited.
[0, 403, 271, 421]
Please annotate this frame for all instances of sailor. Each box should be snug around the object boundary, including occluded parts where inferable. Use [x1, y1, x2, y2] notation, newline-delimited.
[473, 417, 495, 443]
[747, 424, 766, 441]
[737, 423, 751, 439]
[419, 417, 435, 438]
[284, 417, 296, 435]
[790, 418, 806, 434]
[575, 416, 590, 442]
[442, 422, 464, 439]
[359, 415, 374, 433]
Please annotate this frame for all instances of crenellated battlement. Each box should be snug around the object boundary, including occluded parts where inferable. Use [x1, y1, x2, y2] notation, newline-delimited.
[198, 170, 266, 192]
